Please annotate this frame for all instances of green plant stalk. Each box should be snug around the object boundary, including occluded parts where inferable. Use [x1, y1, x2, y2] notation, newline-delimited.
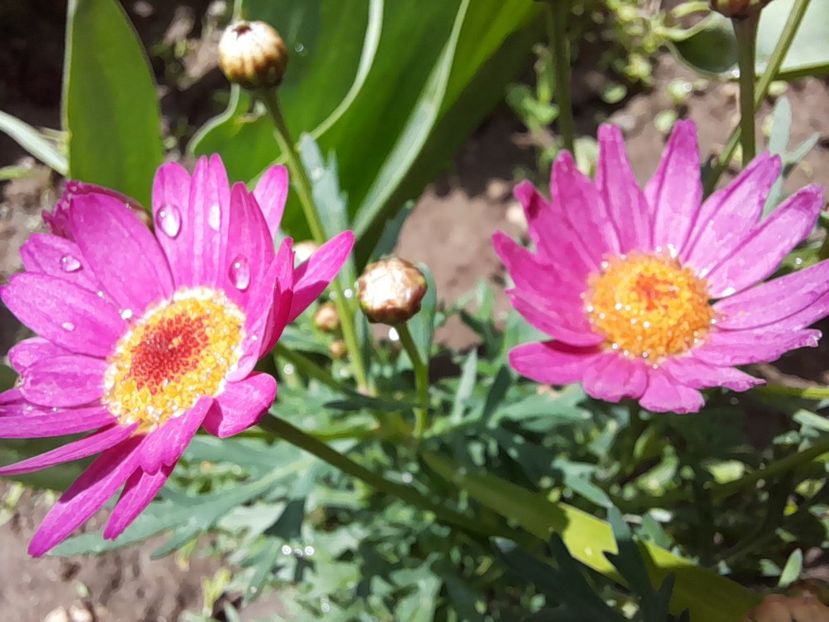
[713, 435, 829, 500]
[258, 89, 369, 392]
[733, 14, 760, 165]
[396, 323, 430, 439]
[258, 414, 503, 540]
[546, 0, 575, 153]
[273, 343, 351, 395]
[757, 382, 829, 401]
[705, 0, 810, 193]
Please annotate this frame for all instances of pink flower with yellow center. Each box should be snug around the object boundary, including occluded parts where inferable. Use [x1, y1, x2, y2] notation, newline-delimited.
[0, 155, 354, 555]
[495, 121, 828, 413]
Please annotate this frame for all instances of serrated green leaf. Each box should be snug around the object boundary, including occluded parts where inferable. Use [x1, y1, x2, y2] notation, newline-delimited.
[422, 451, 760, 622]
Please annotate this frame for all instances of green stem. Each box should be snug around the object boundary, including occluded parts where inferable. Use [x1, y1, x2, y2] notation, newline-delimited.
[705, 0, 810, 193]
[733, 14, 759, 165]
[712, 435, 829, 501]
[274, 343, 351, 395]
[756, 383, 829, 401]
[396, 323, 430, 439]
[546, 0, 575, 154]
[258, 414, 492, 537]
[258, 89, 370, 392]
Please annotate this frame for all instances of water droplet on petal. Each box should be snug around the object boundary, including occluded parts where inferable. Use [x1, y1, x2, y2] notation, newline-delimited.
[61, 321, 75, 331]
[120, 308, 134, 321]
[60, 254, 81, 272]
[156, 205, 181, 238]
[208, 204, 221, 231]
[229, 255, 250, 291]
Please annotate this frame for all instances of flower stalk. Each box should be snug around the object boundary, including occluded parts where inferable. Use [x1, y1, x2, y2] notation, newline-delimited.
[396, 322, 430, 439]
[705, 0, 811, 193]
[257, 414, 492, 538]
[733, 13, 760, 165]
[258, 89, 370, 392]
[546, 0, 575, 154]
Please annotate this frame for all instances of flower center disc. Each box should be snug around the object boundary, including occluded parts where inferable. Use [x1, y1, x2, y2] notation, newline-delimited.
[103, 288, 246, 430]
[585, 252, 714, 361]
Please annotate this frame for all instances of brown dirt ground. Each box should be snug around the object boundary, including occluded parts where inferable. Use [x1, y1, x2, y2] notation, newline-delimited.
[0, 4, 828, 621]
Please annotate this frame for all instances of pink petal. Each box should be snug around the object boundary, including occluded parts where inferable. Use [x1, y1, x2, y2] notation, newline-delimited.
[222, 183, 275, 311]
[69, 191, 174, 314]
[493, 232, 597, 342]
[0, 423, 136, 476]
[138, 396, 212, 474]
[705, 185, 824, 297]
[104, 463, 173, 540]
[1, 273, 125, 357]
[19, 354, 106, 407]
[581, 353, 648, 402]
[45, 180, 143, 240]
[684, 153, 780, 272]
[595, 124, 651, 252]
[508, 289, 603, 347]
[0, 405, 115, 438]
[640, 368, 704, 414]
[0, 388, 23, 405]
[661, 356, 763, 392]
[513, 181, 596, 278]
[152, 161, 193, 285]
[289, 230, 355, 322]
[182, 155, 232, 287]
[260, 237, 295, 355]
[646, 120, 702, 254]
[692, 328, 820, 367]
[20, 233, 100, 291]
[550, 151, 619, 261]
[492, 231, 587, 302]
[253, 164, 289, 239]
[714, 259, 829, 330]
[509, 341, 603, 385]
[204, 373, 277, 438]
[28, 436, 143, 557]
[8, 338, 69, 372]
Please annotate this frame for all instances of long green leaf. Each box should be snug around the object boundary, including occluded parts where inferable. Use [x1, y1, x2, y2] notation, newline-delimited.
[63, 0, 163, 206]
[0, 111, 67, 174]
[422, 451, 760, 622]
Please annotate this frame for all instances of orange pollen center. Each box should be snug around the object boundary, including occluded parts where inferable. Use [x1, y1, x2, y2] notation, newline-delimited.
[584, 252, 715, 362]
[102, 288, 246, 430]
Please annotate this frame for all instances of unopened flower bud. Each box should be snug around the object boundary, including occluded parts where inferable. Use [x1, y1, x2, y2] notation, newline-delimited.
[314, 302, 340, 333]
[710, 0, 773, 19]
[293, 240, 319, 266]
[357, 257, 427, 325]
[218, 21, 288, 89]
[740, 594, 829, 622]
[329, 340, 348, 360]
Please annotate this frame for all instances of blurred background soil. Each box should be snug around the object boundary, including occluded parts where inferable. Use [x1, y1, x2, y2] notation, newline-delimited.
[0, 1, 828, 620]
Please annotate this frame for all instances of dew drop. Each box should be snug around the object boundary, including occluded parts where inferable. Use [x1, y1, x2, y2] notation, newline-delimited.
[156, 205, 181, 238]
[61, 321, 75, 331]
[401, 472, 413, 484]
[120, 308, 134, 321]
[388, 327, 399, 342]
[60, 254, 81, 273]
[303, 545, 315, 556]
[280, 544, 292, 556]
[208, 204, 221, 231]
[229, 255, 251, 291]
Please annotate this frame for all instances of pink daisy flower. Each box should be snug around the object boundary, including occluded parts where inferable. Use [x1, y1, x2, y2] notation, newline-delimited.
[495, 121, 828, 414]
[0, 155, 354, 555]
